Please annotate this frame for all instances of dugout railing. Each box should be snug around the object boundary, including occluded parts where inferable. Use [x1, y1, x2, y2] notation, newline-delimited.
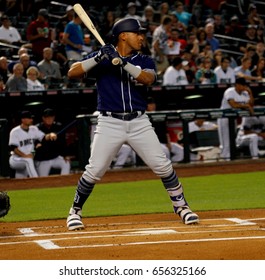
[75, 107, 265, 169]
[1, 108, 265, 177]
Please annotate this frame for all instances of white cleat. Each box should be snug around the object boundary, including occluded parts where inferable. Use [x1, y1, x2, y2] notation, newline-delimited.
[67, 207, 85, 231]
[176, 206, 199, 225]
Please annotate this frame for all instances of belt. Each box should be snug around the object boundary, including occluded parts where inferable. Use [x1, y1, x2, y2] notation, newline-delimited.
[100, 111, 145, 121]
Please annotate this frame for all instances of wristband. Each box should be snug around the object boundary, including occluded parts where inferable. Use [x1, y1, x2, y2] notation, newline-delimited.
[81, 58, 98, 72]
[123, 62, 141, 78]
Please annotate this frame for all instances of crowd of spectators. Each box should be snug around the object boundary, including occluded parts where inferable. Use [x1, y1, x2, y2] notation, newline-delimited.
[1, 0, 265, 175]
[0, 1, 265, 91]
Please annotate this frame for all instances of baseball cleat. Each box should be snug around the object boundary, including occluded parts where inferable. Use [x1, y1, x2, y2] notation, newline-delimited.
[67, 207, 85, 231]
[175, 206, 199, 225]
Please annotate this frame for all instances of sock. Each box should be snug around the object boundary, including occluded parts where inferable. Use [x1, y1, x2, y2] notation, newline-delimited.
[73, 176, 95, 209]
[161, 171, 188, 213]
[166, 183, 188, 213]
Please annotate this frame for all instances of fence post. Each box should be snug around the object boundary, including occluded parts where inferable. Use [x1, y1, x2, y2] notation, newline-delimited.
[0, 119, 9, 177]
[76, 115, 91, 170]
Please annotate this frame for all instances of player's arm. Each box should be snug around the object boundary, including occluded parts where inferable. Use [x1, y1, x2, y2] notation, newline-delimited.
[10, 145, 33, 158]
[245, 86, 254, 106]
[68, 45, 112, 79]
[132, 68, 156, 85]
[243, 126, 265, 137]
[228, 99, 254, 114]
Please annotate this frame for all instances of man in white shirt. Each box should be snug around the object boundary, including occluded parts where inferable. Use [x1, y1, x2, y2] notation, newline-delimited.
[0, 15, 22, 44]
[236, 115, 265, 159]
[188, 119, 219, 161]
[151, 15, 172, 75]
[189, 119, 218, 133]
[214, 56, 235, 84]
[163, 56, 188, 86]
[218, 77, 254, 160]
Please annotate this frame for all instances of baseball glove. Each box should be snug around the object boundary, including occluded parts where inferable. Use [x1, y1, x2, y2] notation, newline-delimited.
[0, 191, 11, 218]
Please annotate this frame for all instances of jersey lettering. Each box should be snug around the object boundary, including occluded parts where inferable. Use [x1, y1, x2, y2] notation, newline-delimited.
[19, 138, 33, 147]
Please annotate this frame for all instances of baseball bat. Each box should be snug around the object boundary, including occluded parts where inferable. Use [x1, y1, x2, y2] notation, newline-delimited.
[73, 3, 121, 65]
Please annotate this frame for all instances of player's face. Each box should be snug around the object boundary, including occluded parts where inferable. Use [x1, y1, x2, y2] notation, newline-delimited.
[21, 117, 33, 126]
[43, 116, 55, 126]
[124, 32, 144, 51]
[235, 84, 246, 93]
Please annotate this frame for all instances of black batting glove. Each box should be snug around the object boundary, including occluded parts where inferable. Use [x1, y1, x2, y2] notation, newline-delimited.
[101, 44, 124, 65]
[94, 49, 106, 63]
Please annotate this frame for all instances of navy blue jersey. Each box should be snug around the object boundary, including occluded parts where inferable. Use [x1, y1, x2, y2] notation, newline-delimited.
[84, 51, 156, 112]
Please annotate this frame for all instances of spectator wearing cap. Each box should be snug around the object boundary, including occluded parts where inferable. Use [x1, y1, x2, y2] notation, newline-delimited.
[8, 110, 57, 178]
[34, 108, 71, 177]
[124, 2, 142, 21]
[225, 15, 245, 39]
[5, 63, 27, 92]
[239, 25, 258, 54]
[162, 56, 188, 86]
[55, 5, 74, 42]
[217, 77, 254, 160]
[26, 8, 52, 62]
[0, 14, 23, 45]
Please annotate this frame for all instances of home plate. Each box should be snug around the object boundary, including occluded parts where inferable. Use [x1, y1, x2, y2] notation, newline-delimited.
[127, 229, 177, 235]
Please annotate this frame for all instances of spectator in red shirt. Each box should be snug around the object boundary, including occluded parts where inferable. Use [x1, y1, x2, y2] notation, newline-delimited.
[26, 9, 52, 62]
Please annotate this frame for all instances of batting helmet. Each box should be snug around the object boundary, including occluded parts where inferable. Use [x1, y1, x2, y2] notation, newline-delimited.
[112, 18, 147, 38]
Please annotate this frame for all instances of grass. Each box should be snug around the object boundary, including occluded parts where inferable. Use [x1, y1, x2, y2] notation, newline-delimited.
[2, 171, 265, 222]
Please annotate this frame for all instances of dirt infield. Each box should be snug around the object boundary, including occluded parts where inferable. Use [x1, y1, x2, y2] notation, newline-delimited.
[1, 158, 265, 190]
[0, 159, 265, 260]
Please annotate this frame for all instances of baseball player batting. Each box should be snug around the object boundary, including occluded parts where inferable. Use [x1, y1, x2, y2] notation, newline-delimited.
[66, 18, 199, 231]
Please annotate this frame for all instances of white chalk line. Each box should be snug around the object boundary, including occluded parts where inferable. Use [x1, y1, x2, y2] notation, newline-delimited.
[53, 235, 265, 249]
[0, 217, 264, 250]
[1, 216, 263, 240]
[0, 226, 263, 247]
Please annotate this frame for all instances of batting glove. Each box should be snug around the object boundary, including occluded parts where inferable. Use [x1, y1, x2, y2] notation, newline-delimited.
[94, 49, 107, 63]
[101, 44, 123, 65]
